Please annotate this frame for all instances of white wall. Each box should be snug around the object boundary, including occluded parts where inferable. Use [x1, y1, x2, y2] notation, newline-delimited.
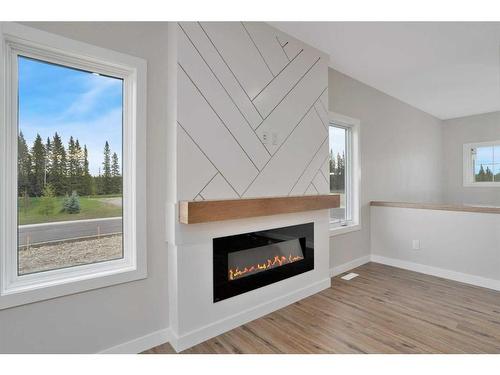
[371, 206, 500, 290]
[443, 111, 500, 206]
[0, 22, 170, 353]
[328, 68, 444, 268]
[170, 22, 332, 351]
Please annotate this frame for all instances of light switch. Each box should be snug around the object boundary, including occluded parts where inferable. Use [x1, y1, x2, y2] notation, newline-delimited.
[262, 131, 269, 145]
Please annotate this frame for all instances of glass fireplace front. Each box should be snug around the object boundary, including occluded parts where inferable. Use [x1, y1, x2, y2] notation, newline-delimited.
[213, 223, 314, 302]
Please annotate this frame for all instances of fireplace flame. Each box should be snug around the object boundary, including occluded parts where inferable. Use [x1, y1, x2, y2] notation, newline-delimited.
[228, 254, 304, 281]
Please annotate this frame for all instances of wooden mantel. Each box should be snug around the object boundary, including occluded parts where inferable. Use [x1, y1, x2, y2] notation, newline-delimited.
[179, 195, 340, 224]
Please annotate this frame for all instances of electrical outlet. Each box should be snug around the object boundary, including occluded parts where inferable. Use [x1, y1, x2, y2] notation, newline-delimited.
[262, 131, 269, 145]
[412, 240, 421, 250]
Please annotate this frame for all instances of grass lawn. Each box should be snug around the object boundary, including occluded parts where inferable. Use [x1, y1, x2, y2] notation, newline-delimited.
[18, 196, 122, 225]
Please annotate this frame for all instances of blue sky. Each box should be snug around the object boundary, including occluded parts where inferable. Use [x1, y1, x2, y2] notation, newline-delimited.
[474, 146, 500, 175]
[18, 56, 123, 176]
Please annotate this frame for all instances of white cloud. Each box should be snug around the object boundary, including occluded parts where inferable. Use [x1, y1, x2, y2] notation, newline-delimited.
[58, 75, 122, 121]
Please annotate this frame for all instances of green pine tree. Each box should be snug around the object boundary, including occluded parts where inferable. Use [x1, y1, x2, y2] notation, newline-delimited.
[81, 145, 93, 195]
[67, 136, 79, 193]
[45, 137, 52, 187]
[329, 150, 335, 191]
[102, 141, 112, 194]
[48, 132, 68, 196]
[75, 140, 84, 193]
[485, 166, 494, 181]
[31, 134, 46, 196]
[111, 152, 121, 194]
[17, 131, 32, 196]
[62, 191, 81, 214]
[476, 165, 486, 182]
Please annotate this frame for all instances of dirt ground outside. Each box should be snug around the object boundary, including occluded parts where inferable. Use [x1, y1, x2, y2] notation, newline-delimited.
[18, 234, 123, 275]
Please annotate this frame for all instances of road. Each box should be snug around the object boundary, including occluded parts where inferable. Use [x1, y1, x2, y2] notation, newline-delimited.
[18, 217, 122, 246]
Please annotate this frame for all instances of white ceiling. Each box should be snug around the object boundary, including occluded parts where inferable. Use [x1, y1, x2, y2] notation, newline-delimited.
[270, 22, 500, 120]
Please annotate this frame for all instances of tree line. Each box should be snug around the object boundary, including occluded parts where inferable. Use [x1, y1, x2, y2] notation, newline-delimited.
[18, 132, 122, 197]
[329, 150, 345, 192]
[476, 164, 500, 182]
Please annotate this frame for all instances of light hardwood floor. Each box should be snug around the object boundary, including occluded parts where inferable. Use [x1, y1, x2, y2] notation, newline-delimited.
[144, 262, 500, 354]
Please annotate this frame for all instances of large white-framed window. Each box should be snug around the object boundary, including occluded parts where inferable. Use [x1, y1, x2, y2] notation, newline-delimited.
[463, 140, 500, 187]
[329, 112, 361, 236]
[0, 23, 147, 309]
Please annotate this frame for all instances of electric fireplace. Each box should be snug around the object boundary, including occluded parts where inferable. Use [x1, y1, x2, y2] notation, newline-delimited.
[213, 223, 314, 302]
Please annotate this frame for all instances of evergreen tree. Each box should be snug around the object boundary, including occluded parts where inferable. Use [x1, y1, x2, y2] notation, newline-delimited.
[102, 141, 112, 194]
[30, 134, 46, 196]
[48, 132, 67, 196]
[17, 132, 32, 196]
[337, 151, 345, 191]
[62, 191, 81, 214]
[81, 145, 93, 195]
[45, 137, 52, 186]
[111, 152, 121, 194]
[329, 150, 336, 191]
[476, 165, 487, 182]
[329, 151, 346, 192]
[67, 136, 79, 193]
[485, 166, 494, 181]
[75, 140, 84, 193]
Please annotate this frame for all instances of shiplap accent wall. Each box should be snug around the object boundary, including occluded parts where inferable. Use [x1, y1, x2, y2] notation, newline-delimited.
[177, 22, 329, 201]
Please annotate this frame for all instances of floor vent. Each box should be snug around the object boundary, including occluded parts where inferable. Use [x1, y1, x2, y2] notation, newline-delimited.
[341, 272, 359, 281]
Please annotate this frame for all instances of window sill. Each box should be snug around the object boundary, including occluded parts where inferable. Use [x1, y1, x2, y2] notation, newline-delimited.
[464, 182, 500, 188]
[329, 223, 361, 237]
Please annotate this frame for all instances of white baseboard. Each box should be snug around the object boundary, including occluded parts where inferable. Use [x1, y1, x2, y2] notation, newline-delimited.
[99, 327, 172, 354]
[169, 277, 331, 352]
[100, 255, 500, 354]
[330, 255, 371, 277]
[371, 255, 500, 292]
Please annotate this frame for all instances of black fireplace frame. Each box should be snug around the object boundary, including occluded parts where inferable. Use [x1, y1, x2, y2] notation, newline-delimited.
[213, 223, 314, 302]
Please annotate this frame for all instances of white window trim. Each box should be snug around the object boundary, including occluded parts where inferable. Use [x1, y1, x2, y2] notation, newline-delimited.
[463, 140, 500, 188]
[329, 112, 361, 237]
[0, 22, 147, 309]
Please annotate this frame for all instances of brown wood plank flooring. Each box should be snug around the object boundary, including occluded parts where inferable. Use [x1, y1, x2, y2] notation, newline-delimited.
[144, 262, 500, 354]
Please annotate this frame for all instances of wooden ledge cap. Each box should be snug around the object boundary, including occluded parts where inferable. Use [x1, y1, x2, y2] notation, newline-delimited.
[179, 195, 340, 224]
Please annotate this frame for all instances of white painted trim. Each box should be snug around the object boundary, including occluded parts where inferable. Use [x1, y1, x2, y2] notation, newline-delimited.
[329, 255, 370, 277]
[100, 328, 172, 354]
[0, 22, 148, 309]
[329, 223, 362, 237]
[328, 112, 361, 231]
[371, 255, 500, 292]
[169, 278, 331, 352]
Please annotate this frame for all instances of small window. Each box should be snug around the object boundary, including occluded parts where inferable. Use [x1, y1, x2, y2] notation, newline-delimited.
[329, 125, 350, 224]
[328, 113, 360, 234]
[463, 141, 500, 187]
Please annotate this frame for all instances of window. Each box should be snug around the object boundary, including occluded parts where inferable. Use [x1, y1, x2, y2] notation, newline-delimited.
[0, 23, 147, 309]
[329, 112, 361, 235]
[17, 56, 124, 275]
[329, 125, 350, 224]
[463, 141, 500, 187]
